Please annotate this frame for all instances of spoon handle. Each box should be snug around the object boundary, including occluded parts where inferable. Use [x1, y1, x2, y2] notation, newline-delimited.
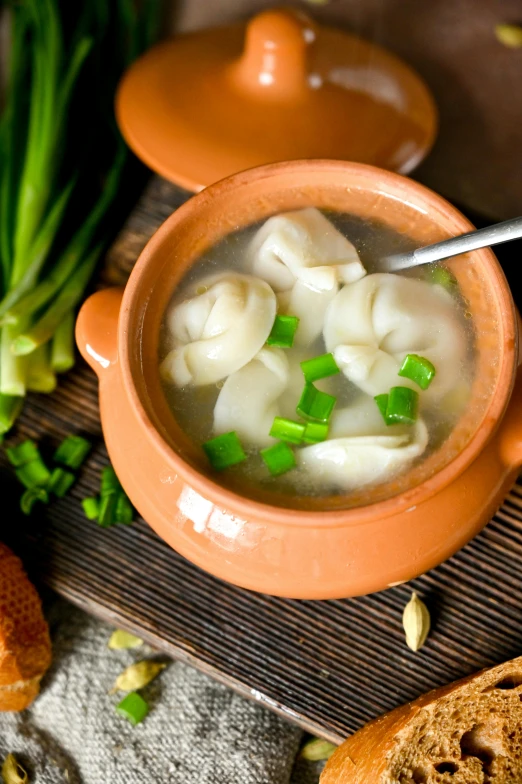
[382, 215, 522, 272]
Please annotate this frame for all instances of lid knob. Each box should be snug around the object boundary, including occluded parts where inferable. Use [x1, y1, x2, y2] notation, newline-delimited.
[232, 8, 316, 99]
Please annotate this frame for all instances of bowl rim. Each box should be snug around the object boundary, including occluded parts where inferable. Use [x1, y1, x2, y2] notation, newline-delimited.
[118, 160, 517, 527]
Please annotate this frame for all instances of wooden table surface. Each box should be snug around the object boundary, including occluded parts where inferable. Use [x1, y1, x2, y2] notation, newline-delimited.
[2, 177, 522, 743]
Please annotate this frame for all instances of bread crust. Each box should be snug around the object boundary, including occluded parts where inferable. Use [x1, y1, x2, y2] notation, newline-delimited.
[321, 656, 522, 784]
[0, 543, 52, 711]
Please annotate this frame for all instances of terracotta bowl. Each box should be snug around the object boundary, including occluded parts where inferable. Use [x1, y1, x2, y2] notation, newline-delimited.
[76, 161, 522, 599]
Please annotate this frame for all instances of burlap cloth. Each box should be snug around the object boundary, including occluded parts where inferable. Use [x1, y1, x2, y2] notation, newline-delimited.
[0, 598, 325, 783]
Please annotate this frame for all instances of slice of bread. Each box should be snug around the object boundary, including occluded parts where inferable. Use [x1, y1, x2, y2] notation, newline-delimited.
[0, 543, 52, 711]
[321, 656, 522, 784]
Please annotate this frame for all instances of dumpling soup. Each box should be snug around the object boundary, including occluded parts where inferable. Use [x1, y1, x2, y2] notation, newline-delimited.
[159, 208, 473, 504]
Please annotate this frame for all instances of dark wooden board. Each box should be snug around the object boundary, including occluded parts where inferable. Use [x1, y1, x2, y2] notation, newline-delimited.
[2, 177, 522, 744]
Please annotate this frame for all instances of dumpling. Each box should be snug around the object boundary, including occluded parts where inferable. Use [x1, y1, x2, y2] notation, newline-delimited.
[160, 272, 277, 386]
[213, 348, 289, 447]
[276, 282, 340, 348]
[248, 207, 365, 290]
[329, 395, 412, 438]
[323, 273, 467, 400]
[297, 407, 428, 492]
[213, 348, 332, 447]
[248, 208, 366, 346]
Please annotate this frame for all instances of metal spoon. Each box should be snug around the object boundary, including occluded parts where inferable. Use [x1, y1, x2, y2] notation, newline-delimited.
[381, 215, 522, 272]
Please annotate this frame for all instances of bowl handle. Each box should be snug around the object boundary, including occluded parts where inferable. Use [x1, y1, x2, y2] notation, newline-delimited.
[75, 288, 124, 376]
[499, 366, 522, 468]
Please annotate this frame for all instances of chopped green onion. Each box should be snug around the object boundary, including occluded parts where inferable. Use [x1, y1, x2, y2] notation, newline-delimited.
[6, 439, 40, 467]
[266, 315, 299, 348]
[115, 492, 134, 525]
[202, 431, 247, 471]
[386, 386, 418, 425]
[116, 692, 149, 726]
[398, 354, 436, 390]
[82, 496, 100, 521]
[20, 487, 49, 515]
[53, 435, 91, 469]
[430, 266, 457, 291]
[260, 442, 296, 477]
[48, 467, 76, 498]
[0, 395, 23, 435]
[374, 394, 389, 422]
[98, 492, 118, 527]
[296, 383, 336, 423]
[300, 353, 339, 382]
[303, 422, 329, 444]
[15, 457, 51, 489]
[269, 417, 305, 444]
[101, 465, 121, 496]
[0, 1, 160, 428]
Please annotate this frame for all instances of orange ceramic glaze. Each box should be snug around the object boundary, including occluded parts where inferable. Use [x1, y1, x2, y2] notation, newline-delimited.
[76, 161, 522, 599]
[115, 9, 437, 190]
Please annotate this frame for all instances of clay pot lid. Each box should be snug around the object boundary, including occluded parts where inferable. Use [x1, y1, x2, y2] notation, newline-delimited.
[116, 8, 438, 192]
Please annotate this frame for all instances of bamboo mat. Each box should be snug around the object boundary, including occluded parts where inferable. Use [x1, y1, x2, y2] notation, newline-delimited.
[1, 177, 521, 743]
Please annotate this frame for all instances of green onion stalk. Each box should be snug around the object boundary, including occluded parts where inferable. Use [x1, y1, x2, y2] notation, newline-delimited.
[0, 0, 160, 435]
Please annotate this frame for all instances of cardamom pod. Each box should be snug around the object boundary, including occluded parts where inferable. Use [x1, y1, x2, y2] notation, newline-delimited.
[2, 754, 28, 784]
[108, 629, 144, 650]
[111, 660, 166, 693]
[300, 738, 337, 761]
[495, 23, 522, 48]
[402, 592, 430, 652]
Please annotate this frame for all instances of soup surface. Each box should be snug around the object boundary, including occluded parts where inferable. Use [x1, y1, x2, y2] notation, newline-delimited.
[159, 209, 474, 503]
